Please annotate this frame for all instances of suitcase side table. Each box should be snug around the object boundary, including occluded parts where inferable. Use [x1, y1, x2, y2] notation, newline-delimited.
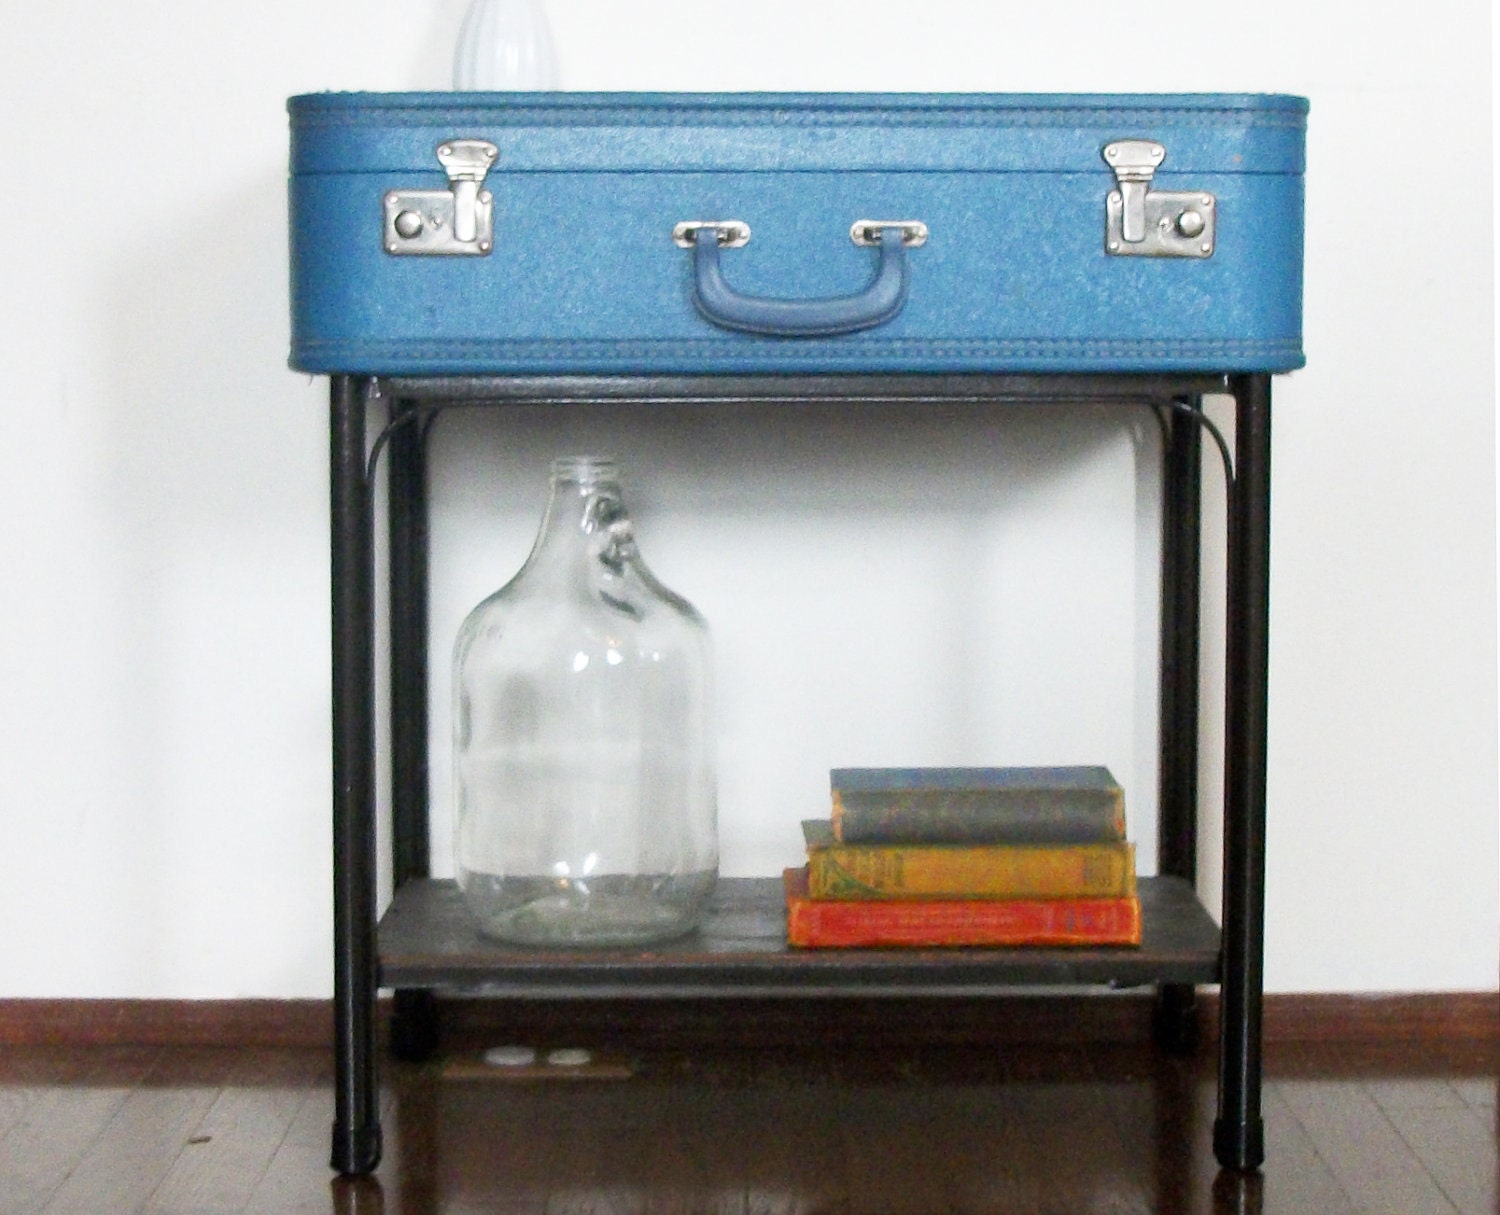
[294, 89, 1302, 1180]
[324, 370, 1273, 1178]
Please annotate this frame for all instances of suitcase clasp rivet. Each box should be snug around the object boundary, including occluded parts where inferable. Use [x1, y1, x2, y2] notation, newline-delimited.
[1175, 210, 1205, 238]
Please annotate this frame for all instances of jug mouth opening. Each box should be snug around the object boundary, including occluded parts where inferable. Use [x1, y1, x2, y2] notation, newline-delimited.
[551, 455, 620, 486]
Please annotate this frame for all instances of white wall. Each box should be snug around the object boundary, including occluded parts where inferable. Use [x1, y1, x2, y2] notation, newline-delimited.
[0, 0, 1493, 998]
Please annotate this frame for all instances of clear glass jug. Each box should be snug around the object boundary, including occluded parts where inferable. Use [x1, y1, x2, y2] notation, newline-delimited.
[453, 457, 717, 945]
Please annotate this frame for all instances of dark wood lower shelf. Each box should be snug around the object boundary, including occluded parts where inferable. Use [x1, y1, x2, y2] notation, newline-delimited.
[379, 876, 1221, 996]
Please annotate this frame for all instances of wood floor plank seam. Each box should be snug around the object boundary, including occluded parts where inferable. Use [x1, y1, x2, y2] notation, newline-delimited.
[1278, 1072, 1464, 1215]
[7, 1090, 136, 1215]
[1366, 1088, 1463, 1215]
[39, 1081, 220, 1215]
[139, 1080, 303, 1214]
[1263, 1083, 1362, 1215]
[2, 1050, 163, 1215]
[1374, 1096, 1497, 1215]
[241, 1086, 337, 1215]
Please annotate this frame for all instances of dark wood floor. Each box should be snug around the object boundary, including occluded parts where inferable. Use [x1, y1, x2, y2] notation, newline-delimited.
[0, 1031, 1493, 1215]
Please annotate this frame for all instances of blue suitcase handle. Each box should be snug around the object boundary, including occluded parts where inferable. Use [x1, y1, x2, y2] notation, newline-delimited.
[688, 224, 915, 337]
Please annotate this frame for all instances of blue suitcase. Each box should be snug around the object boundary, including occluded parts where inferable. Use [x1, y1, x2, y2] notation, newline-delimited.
[288, 92, 1304, 376]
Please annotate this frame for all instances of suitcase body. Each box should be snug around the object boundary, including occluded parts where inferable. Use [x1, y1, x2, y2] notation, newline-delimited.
[288, 92, 1305, 376]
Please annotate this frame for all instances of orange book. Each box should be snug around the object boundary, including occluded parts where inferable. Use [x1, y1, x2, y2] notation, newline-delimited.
[782, 867, 1142, 948]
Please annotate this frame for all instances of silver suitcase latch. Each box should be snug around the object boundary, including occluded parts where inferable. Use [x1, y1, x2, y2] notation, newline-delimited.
[383, 140, 498, 256]
[1103, 140, 1215, 259]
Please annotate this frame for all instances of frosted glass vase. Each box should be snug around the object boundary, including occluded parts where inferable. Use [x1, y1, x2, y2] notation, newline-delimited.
[453, 0, 559, 90]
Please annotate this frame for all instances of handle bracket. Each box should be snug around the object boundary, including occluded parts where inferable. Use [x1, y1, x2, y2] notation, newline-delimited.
[850, 219, 928, 247]
[672, 220, 751, 249]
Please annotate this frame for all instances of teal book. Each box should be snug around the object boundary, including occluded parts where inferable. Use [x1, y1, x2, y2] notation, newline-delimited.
[830, 766, 1126, 846]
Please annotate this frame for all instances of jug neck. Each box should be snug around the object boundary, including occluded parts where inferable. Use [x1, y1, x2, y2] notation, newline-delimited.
[533, 456, 633, 563]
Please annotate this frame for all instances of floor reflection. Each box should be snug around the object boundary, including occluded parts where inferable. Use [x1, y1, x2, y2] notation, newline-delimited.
[346, 1043, 1305, 1214]
[1210, 1170, 1263, 1215]
[332, 1033, 1500, 1215]
[330, 1174, 386, 1215]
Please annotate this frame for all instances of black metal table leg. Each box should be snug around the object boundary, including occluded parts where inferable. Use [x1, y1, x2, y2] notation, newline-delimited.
[1214, 373, 1272, 1171]
[330, 375, 382, 1175]
[1155, 399, 1204, 1056]
[386, 400, 440, 1062]
[388, 399, 432, 886]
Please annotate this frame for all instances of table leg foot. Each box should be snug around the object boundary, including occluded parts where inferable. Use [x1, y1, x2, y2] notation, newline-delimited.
[1213, 1116, 1265, 1172]
[331, 1121, 383, 1176]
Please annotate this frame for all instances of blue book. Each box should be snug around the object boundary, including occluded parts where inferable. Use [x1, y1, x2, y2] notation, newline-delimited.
[830, 766, 1126, 846]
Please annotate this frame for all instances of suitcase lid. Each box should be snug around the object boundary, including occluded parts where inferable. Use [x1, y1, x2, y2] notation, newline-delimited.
[288, 92, 1306, 177]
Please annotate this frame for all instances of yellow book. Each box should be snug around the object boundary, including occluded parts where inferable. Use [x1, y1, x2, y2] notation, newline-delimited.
[802, 820, 1136, 900]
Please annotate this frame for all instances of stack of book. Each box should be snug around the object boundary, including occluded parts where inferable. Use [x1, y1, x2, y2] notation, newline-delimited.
[784, 766, 1143, 948]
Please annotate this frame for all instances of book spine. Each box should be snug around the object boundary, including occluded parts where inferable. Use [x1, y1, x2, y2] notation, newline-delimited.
[831, 788, 1125, 845]
[807, 842, 1136, 900]
[785, 879, 1142, 948]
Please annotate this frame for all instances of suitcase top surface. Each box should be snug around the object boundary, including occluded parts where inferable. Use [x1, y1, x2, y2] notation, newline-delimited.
[288, 92, 1307, 175]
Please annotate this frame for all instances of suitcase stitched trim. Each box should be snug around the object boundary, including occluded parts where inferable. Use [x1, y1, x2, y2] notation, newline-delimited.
[293, 105, 1306, 132]
[294, 335, 1305, 369]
